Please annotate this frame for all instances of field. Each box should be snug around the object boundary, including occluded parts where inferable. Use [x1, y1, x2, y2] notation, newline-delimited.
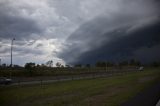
[0, 68, 160, 106]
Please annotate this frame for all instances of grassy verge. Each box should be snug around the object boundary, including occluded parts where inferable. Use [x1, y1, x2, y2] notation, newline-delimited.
[0, 66, 136, 77]
[0, 68, 160, 106]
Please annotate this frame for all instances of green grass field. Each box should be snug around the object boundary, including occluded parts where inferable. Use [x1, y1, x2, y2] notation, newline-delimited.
[0, 68, 160, 106]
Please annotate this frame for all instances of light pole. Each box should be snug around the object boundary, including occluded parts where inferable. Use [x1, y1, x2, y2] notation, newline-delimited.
[106, 62, 107, 72]
[0, 58, 1, 66]
[11, 38, 15, 68]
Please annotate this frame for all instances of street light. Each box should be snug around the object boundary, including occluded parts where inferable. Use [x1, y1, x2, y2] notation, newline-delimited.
[0, 58, 1, 66]
[11, 38, 15, 68]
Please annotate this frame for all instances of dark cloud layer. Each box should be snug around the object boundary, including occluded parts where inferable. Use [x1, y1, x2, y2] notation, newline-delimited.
[59, 20, 160, 64]
[0, 0, 160, 65]
[58, 0, 160, 64]
[0, 1, 42, 40]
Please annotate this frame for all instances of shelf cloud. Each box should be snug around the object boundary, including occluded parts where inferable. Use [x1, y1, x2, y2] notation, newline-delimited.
[0, 0, 160, 65]
[58, 0, 160, 64]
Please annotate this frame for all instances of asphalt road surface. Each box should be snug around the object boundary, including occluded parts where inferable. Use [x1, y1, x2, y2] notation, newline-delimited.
[11, 73, 116, 86]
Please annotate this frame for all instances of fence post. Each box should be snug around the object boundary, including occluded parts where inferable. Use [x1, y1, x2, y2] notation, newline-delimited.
[40, 79, 43, 88]
[18, 80, 20, 86]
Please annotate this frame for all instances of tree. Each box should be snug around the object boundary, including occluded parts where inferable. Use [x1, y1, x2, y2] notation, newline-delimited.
[56, 62, 62, 67]
[129, 59, 136, 66]
[41, 64, 47, 67]
[95, 61, 106, 67]
[74, 64, 82, 68]
[24, 62, 36, 76]
[36, 64, 40, 67]
[119, 61, 128, 66]
[151, 61, 159, 67]
[2, 63, 7, 68]
[86, 64, 90, 68]
[135, 61, 141, 66]
[129, 59, 141, 66]
[106, 62, 115, 67]
[13, 65, 21, 68]
[65, 65, 70, 67]
[46, 60, 53, 67]
[25, 62, 36, 70]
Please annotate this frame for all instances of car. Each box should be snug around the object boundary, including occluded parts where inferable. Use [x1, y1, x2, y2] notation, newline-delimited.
[138, 66, 144, 71]
[0, 77, 13, 85]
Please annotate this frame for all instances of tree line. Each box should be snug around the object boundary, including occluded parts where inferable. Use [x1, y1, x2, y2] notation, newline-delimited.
[0, 59, 160, 70]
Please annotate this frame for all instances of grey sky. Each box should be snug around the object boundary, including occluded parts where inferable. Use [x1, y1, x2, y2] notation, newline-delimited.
[0, 0, 159, 66]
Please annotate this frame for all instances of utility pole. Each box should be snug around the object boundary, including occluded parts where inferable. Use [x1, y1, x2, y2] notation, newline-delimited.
[10, 38, 15, 78]
[0, 58, 1, 66]
[11, 38, 15, 68]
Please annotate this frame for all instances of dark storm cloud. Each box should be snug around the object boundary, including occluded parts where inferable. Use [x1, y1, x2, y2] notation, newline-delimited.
[78, 21, 160, 64]
[0, 1, 42, 40]
[0, 40, 44, 57]
[58, 0, 160, 64]
[1, 0, 160, 65]
[0, 47, 9, 54]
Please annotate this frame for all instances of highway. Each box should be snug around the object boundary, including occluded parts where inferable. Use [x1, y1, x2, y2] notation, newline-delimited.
[10, 71, 129, 86]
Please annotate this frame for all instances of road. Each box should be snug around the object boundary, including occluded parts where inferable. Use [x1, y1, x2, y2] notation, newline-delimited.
[10, 71, 129, 86]
[11, 73, 112, 85]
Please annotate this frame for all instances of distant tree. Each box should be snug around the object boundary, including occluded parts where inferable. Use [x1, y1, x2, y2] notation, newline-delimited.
[95, 61, 100, 67]
[129, 59, 141, 66]
[41, 64, 46, 67]
[36, 64, 40, 67]
[65, 65, 70, 67]
[25, 62, 36, 70]
[129, 59, 136, 66]
[135, 61, 141, 66]
[151, 61, 159, 67]
[13, 65, 21, 68]
[25, 62, 36, 76]
[119, 61, 128, 66]
[106, 62, 115, 67]
[86, 64, 90, 68]
[46, 60, 53, 67]
[74, 64, 82, 68]
[56, 62, 62, 67]
[61, 65, 64, 68]
[95, 61, 106, 67]
[2, 63, 7, 68]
